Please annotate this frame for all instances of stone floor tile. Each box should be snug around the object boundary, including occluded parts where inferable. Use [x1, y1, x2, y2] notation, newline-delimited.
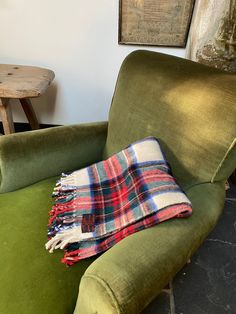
[173, 241, 236, 314]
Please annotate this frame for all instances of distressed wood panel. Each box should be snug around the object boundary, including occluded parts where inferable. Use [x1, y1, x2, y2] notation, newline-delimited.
[119, 0, 195, 47]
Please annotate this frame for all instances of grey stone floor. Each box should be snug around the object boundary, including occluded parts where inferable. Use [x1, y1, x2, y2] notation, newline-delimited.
[143, 183, 236, 314]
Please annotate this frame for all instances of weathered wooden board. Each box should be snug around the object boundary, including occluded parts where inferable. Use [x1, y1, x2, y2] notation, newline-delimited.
[186, 0, 236, 72]
[0, 64, 55, 98]
[119, 0, 195, 47]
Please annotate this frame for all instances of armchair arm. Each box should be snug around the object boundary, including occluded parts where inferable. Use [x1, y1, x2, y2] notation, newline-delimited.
[76, 181, 225, 314]
[0, 121, 108, 193]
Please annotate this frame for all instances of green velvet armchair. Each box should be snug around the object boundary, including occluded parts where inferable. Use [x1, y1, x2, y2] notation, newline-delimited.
[0, 51, 235, 314]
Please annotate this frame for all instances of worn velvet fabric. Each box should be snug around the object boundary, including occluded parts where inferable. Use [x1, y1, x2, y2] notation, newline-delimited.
[104, 51, 236, 189]
[0, 50, 235, 314]
[0, 121, 108, 193]
[0, 177, 97, 314]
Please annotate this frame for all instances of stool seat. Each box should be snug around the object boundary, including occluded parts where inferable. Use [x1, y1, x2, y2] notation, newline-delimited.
[0, 64, 55, 135]
[0, 64, 54, 99]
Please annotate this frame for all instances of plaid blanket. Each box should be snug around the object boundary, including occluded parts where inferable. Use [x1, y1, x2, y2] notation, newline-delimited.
[46, 137, 192, 265]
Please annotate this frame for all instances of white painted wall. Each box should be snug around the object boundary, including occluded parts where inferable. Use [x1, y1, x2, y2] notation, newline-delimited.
[0, 0, 186, 125]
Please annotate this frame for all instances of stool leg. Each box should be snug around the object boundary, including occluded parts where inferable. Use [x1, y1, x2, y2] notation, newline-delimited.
[20, 98, 39, 130]
[0, 98, 15, 134]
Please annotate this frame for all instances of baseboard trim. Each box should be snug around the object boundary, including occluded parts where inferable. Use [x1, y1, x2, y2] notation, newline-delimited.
[0, 122, 60, 134]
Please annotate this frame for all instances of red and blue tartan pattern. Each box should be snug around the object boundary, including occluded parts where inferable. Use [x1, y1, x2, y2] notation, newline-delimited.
[62, 203, 191, 266]
[46, 137, 192, 265]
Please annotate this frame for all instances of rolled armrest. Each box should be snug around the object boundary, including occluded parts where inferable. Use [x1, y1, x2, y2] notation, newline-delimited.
[0, 121, 108, 193]
[76, 181, 225, 314]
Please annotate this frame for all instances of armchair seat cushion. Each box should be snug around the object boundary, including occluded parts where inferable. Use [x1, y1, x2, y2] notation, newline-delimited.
[0, 177, 96, 314]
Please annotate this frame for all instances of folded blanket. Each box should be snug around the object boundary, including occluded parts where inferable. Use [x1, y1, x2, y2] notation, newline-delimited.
[46, 137, 192, 265]
[62, 203, 191, 266]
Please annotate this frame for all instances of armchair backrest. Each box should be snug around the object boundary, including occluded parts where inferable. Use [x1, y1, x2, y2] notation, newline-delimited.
[103, 50, 236, 189]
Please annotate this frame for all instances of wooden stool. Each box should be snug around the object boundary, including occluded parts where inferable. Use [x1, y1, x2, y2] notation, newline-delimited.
[0, 64, 55, 134]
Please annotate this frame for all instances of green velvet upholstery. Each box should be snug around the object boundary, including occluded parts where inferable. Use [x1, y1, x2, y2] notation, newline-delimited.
[0, 51, 235, 314]
[76, 182, 225, 314]
[0, 121, 108, 193]
[0, 177, 97, 314]
[104, 50, 236, 189]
